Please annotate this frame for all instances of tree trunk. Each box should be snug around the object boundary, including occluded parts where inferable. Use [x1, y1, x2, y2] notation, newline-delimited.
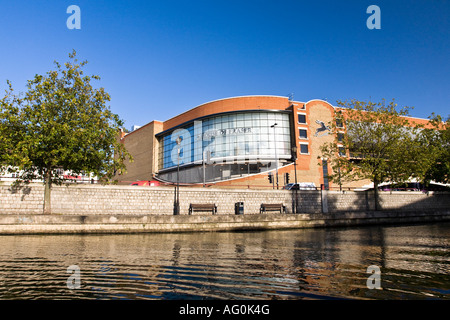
[43, 168, 52, 214]
[373, 179, 380, 211]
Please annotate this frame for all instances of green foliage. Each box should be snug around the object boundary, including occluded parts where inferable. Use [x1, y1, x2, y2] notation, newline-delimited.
[421, 114, 450, 184]
[321, 99, 422, 184]
[319, 99, 429, 209]
[0, 50, 132, 212]
[0, 80, 30, 173]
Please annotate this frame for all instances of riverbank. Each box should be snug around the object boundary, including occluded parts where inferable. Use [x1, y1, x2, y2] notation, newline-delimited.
[0, 210, 448, 234]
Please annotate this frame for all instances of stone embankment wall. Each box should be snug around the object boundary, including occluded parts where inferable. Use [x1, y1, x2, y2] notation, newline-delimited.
[0, 183, 449, 215]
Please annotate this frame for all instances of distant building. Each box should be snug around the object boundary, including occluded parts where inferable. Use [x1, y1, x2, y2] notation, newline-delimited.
[0, 167, 98, 184]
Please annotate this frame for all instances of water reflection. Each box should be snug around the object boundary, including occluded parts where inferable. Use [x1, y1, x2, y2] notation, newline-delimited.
[0, 222, 448, 299]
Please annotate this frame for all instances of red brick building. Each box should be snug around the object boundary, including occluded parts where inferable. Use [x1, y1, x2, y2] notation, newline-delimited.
[117, 95, 430, 190]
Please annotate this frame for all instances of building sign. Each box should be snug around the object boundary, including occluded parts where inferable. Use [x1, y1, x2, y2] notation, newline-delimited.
[202, 127, 252, 140]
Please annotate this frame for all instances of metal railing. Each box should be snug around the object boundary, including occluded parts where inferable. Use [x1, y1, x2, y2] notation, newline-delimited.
[3, 176, 445, 192]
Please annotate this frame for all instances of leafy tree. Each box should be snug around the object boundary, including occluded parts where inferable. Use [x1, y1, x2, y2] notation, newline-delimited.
[420, 114, 450, 185]
[0, 50, 131, 214]
[320, 99, 425, 210]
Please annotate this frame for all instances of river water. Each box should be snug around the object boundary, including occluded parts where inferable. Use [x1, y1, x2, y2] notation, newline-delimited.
[0, 222, 448, 300]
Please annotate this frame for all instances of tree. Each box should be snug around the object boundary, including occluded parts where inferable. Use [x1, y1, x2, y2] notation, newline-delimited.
[420, 114, 450, 185]
[0, 50, 131, 214]
[319, 99, 425, 210]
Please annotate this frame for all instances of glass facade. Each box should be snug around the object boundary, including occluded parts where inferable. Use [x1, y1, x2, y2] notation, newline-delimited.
[157, 111, 293, 183]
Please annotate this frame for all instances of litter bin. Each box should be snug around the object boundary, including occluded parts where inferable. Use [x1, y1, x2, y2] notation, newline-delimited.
[235, 202, 244, 215]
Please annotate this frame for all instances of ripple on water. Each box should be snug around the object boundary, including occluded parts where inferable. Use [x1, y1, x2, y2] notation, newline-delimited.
[0, 223, 448, 300]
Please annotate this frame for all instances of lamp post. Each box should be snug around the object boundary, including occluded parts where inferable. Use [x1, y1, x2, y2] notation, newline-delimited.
[292, 146, 298, 214]
[202, 149, 211, 187]
[270, 123, 279, 189]
[203, 149, 206, 187]
[174, 136, 182, 215]
[292, 146, 298, 185]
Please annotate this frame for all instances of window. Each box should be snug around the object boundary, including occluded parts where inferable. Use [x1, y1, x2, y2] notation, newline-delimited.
[339, 146, 346, 157]
[300, 144, 309, 154]
[299, 129, 308, 139]
[337, 132, 344, 143]
[298, 114, 306, 124]
[336, 118, 344, 128]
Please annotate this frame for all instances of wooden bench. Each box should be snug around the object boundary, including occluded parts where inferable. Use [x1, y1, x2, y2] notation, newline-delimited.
[189, 203, 217, 215]
[260, 203, 286, 214]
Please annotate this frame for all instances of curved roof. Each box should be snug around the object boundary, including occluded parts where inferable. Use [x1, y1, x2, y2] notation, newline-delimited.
[162, 95, 293, 131]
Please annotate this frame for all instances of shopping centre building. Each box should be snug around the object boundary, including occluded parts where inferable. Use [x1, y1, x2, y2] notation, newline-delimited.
[117, 95, 429, 190]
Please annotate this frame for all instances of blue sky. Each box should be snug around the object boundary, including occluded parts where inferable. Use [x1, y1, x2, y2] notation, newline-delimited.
[1, 0, 449, 130]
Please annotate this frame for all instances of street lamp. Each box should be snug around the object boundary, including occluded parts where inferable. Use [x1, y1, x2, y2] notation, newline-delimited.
[202, 149, 211, 187]
[292, 146, 298, 185]
[174, 136, 182, 215]
[292, 146, 298, 214]
[270, 123, 279, 189]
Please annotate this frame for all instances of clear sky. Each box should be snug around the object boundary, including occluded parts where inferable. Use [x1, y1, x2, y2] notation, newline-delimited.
[1, 0, 449, 130]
